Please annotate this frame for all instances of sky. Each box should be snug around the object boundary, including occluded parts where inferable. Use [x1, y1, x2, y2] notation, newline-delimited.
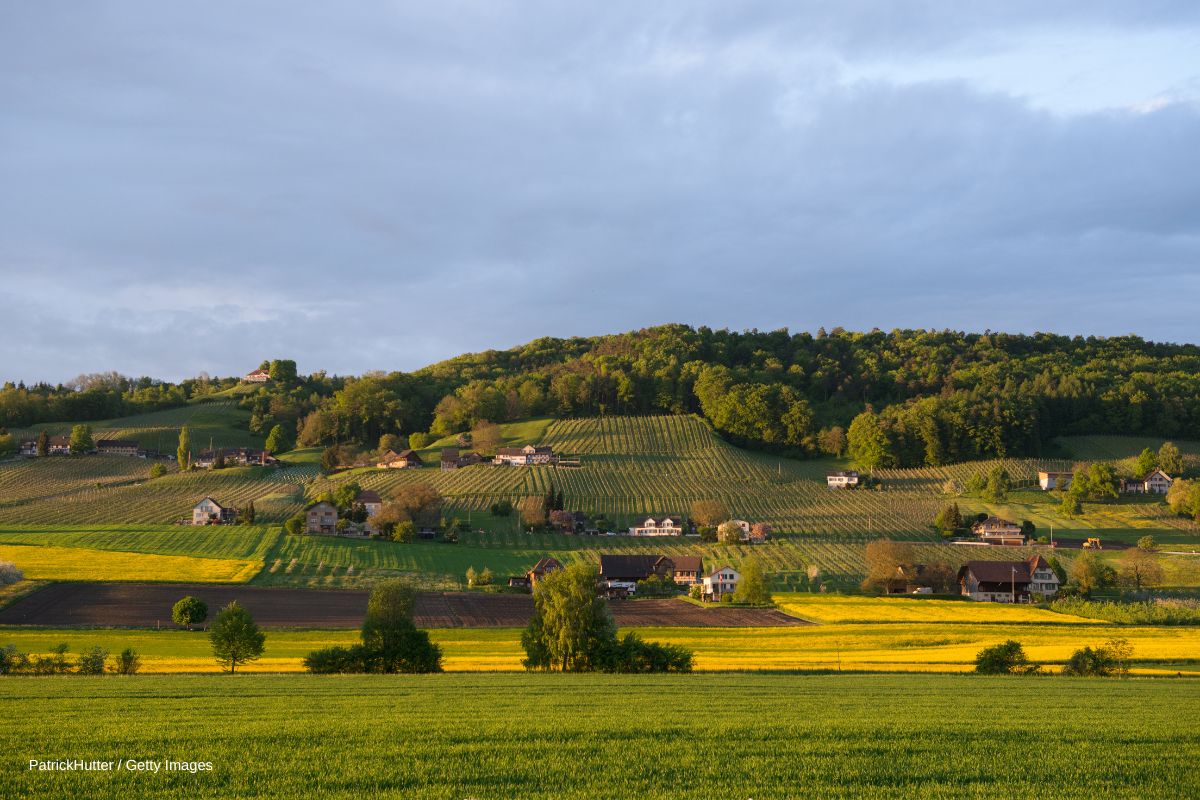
[2, 2, 1199, 383]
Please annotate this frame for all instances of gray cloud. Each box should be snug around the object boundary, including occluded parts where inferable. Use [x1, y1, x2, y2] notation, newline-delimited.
[1, 3, 1199, 382]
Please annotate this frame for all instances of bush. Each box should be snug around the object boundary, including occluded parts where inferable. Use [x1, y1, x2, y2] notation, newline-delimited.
[442, 529, 459, 544]
[490, 500, 513, 517]
[112, 648, 141, 675]
[149, 463, 168, 479]
[392, 521, 416, 543]
[0, 644, 30, 674]
[0, 560, 24, 585]
[31, 643, 72, 675]
[975, 640, 1040, 675]
[284, 514, 305, 536]
[172, 596, 208, 630]
[302, 645, 370, 674]
[602, 633, 693, 673]
[1061, 646, 1116, 677]
[76, 646, 108, 675]
[305, 580, 442, 674]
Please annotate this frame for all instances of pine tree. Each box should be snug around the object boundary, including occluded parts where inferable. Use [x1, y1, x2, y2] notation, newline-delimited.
[36, 430, 49, 457]
[555, 490, 564, 511]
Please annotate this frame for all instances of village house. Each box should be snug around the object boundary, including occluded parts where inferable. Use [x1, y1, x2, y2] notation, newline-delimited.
[1122, 469, 1174, 495]
[970, 515, 1026, 546]
[885, 564, 933, 594]
[354, 489, 383, 518]
[598, 554, 676, 597]
[244, 368, 271, 383]
[702, 565, 741, 601]
[377, 449, 422, 469]
[440, 447, 481, 470]
[192, 497, 237, 526]
[1037, 471, 1073, 491]
[493, 445, 557, 466]
[826, 470, 860, 489]
[957, 556, 1060, 603]
[671, 556, 704, 586]
[306, 501, 338, 534]
[95, 439, 141, 457]
[193, 448, 277, 468]
[46, 436, 71, 455]
[627, 515, 685, 536]
[17, 439, 37, 456]
[527, 557, 564, 587]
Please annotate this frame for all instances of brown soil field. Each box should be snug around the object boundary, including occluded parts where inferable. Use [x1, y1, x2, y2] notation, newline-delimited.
[0, 583, 810, 629]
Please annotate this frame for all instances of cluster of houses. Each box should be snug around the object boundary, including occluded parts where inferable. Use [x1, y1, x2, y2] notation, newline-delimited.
[17, 437, 168, 459]
[370, 444, 559, 471]
[193, 448, 277, 468]
[885, 554, 1062, 603]
[508, 554, 742, 601]
[1037, 468, 1174, 494]
[625, 515, 768, 542]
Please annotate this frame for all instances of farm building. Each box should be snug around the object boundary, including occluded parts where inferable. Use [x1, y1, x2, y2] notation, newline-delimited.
[628, 515, 685, 536]
[493, 445, 557, 466]
[970, 516, 1026, 546]
[17, 439, 37, 456]
[306, 502, 338, 534]
[826, 470, 860, 489]
[96, 439, 140, 456]
[193, 448, 277, 468]
[440, 448, 481, 470]
[354, 490, 383, 517]
[885, 564, 931, 594]
[244, 368, 271, 383]
[192, 497, 237, 526]
[378, 449, 422, 469]
[1037, 471, 1073, 491]
[702, 565, 741, 601]
[671, 556, 704, 586]
[957, 556, 1060, 603]
[1122, 469, 1174, 495]
[599, 554, 675, 596]
[527, 557, 564, 587]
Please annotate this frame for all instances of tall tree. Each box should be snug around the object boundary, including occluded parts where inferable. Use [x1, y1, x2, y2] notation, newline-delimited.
[847, 411, 892, 471]
[209, 601, 266, 673]
[177, 425, 191, 471]
[1158, 442, 1184, 476]
[690, 499, 730, 527]
[68, 424, 93, 455]
[733, 559, 772, 605]
[1118, 547, 1163, 591]
[36, 430, 49, 457]
[1133, 448, 1157, 479]
[521, 564, 616, 671]
[265, 424, 292, 454]
[471, 420, 502, 456]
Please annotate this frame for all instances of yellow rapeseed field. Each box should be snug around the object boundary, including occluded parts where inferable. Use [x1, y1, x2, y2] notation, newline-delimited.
[774, 593, 1099, 624]
[0, 544, 261, 583]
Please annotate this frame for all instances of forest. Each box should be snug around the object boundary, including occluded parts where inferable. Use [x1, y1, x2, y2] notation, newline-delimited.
[7, 326, 1200, 469]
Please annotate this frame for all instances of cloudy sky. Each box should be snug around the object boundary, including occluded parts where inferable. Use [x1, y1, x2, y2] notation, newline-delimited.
[3, 3, 1199, 383]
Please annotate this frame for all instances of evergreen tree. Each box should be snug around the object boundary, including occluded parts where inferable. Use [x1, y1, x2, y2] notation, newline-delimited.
[244, 500, 256, 524]
[36, 430, 49, 457]
[213, 449, 226, 470]
[555, 489, 564, 511]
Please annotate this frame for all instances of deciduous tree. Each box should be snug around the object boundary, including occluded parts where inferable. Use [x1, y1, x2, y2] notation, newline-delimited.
[209, 601, 266, 674]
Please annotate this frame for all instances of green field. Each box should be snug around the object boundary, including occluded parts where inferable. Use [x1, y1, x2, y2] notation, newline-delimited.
[2, 673, 1198, 799]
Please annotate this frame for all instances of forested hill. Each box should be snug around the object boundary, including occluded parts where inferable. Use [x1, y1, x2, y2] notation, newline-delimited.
[5, 326, 1200, 469]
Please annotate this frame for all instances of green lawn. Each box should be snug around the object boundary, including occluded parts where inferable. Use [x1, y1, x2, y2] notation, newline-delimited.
[1, 673, 1197, 799]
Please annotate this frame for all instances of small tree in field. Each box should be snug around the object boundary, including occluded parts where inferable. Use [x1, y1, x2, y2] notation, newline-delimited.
[716, 520, 743, 544]
[76, 645, 108, 675]
[209, 601, 266, 673]
[975, 640, 1039, 675]
[172, 596, 208, 630]
[733, 559, 771, 605]
[112, 648, 141, 675]
[149, 462, 168, 479]
[0, 560, 24, 585]
[177, 425, 191, 470]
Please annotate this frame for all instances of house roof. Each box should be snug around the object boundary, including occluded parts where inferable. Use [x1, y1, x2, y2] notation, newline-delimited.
[707, 564, 738, 578]
[826, 470, 859, 478]
[972, 515, 1021, 531]
[245, 368, 270, 377]
[97, 439, 139, 448]
[496, 445, 554, 456]
[1146, 468, 1173, 481]
[441, 447, 459, 460]
[959, 560, 1032, 584]
[355, 490, 382, 504]
[529, 557, 564, 575]
[635, 515, 682, 525]
[195, 496, 226, 510]
[307, 501, 337, 511]
[599, 554, 673, 580]
[672, 556, 703, 573]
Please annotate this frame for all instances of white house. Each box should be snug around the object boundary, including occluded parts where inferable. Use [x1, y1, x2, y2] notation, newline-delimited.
[305, 501, 338, 534]
[1122, 469, 1174, 495]
[826, 470, 860, 489]
[957, 556, 1059, 603]
[702, 565, 741, 601]
[1037, 471, 1073, 491]
[628, 515, 685, 536]
[244, 368, 271, 383]
[192, 497, 236, 525]
[493, 445, 557, 466]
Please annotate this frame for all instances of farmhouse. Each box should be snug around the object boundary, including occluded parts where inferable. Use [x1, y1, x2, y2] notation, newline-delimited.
[628, 515, 685, 536]
[527, 557, 564, 587]
[957, 556, 1060, 603]
[193, 448, 277, 468]
[1037, 471, 1073, 491]
[970, 516, 1026, 546]
[306, 501, 338, 534]
[826, 470, 860, 489]
[440, 448, 459, 470]
[885, 564, 930, 594]
[95, 439, 140, 457]
[599, 554, 675, 596]
[354, 490, 383, 518]
[702, 565, 741, 601]
[1123, 469, 1174, 495]
[17, 439, 37, 456]
[493, 445, 557, 466]
[192, 497, 237, 526]
[244, 368, 271, 383]
[47, 436, 71, 455]
[671, 556, 704, 586]
[377, 449, 422, 469]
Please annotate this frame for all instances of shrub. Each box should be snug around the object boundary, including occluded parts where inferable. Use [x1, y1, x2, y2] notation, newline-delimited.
[284, 514, 305, 536]
[489, 500, 513, 517]
[0, 560, 24, 585]
[306, 580, 442, 674]
[149, 463, 168, 479]
[0, 644, 30, 674]
[1061, 646, 1116, 677]
[112, 648, 141, 675]
[172, 596, 208, 630]
[31, 643, 72, 675]
[975, 640, 1039, 675]
[392, 521, 416, 543]
[76, 646, 108, 675]
[602, 633, 693, 673]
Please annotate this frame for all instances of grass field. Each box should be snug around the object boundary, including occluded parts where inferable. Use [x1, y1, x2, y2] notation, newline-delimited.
[2, 673, 1198, 799]
[773, 593, 1097, 624]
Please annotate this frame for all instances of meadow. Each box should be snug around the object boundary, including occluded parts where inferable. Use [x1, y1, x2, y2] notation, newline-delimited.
[2, 673, 1198, 799]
